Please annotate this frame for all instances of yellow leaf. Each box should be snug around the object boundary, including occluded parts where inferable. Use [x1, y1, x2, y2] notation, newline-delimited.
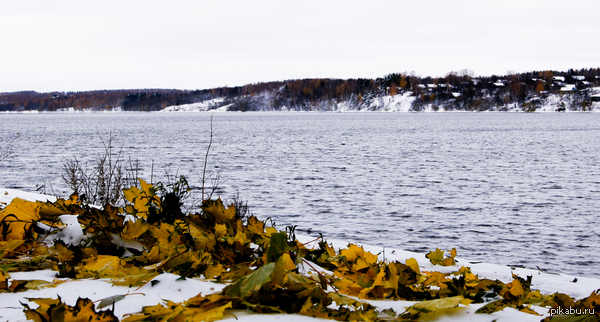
[23, 297, 61, 322]
[329, 292, 363, 307]
[175, 302, 233, 322]
[458, 266, 479, 287]
[341, 244, 364, 262]
[460, 298, 473, 306]
[449, 247, 457, 259]
[77, 255, 146, 279]
[411, 296, 463, 311]
[37, 194, 82, 219]
[235, 228, 250, 247]
[271, 256, 288, 287]
[0, 267, 8, 289]
[31, 244, 48, 256]
[0, 240, 24, 259]
[364, 251, 378, 265]
[383, 263, 400, 289]
[475, 299, 509, 314]
[299, 296, 315, 315]
[580, 289, 600, 311]
[123, 186, 142, 204]
[18, 279, 67, 291]
[214, 224, 227, 238]
[423, 271, 448, 289]
[359, 268, 387, 298]
[204, 264, 224, 279]
[333, 278, 363, 296]
[188, 222, 216, 251]
[246, 215, 265, 235]
[123, 179, 161, 220]
[506, 279, 526, 298]
[265, 226, 277, 237]
[426, 248, 445, 265]
[139, 178, 154, 195]
[81, 247, 97, 260]
[77, 255, 124, 278]
[143, 246, 163, 263]
[202, 198, 235, 224]
[122, 302, 184, 322]
[37, 202, 67, 218]
[406, 258, 421, 275]
[123, 219, 148, 240]
[354, 258, 370, 271]
[149, 223, 176, 245]
[281, 252, 297, 271]
[426, 248, 456, 266]
[0, 197, 40, 240]
[24, 297, 118, 322]
[518, 305, 541, 315]
[112, 272, 159, 287]
[404, 295, 465, 320]
[54, 243, 74, 263]
[64, 193, 81, 206]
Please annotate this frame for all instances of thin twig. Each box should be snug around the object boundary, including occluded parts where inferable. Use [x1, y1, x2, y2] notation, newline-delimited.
[301, 258, 340, 295]
[301, 236, 323, 247]
[201, 114, 214, 201]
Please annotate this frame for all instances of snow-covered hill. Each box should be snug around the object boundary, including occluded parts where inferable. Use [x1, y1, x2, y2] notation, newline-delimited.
[159, 88, 600, 113]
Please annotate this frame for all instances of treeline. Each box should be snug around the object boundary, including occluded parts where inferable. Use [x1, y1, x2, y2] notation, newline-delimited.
[2, 68, 600, 112]
[409, 68, 600, 111]
[0, 89, 211, 112]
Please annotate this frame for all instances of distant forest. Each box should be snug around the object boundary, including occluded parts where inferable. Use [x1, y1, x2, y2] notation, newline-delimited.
[1, 68, 600, 112]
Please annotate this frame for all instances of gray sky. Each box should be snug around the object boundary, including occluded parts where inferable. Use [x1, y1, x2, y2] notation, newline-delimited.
[1, 0, 599, 93]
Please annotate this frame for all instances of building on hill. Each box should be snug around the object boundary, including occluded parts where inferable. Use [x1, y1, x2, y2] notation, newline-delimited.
[560, 84, 576, 92]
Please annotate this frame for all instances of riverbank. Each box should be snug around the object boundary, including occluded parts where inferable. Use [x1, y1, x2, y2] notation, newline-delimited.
[1, 187, 599, 321]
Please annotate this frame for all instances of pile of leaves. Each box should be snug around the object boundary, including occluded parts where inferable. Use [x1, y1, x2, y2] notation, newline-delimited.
[1, 178, 599, 322]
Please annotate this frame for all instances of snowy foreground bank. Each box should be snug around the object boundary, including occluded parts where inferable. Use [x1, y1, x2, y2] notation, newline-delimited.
[1, 188, 599, 322]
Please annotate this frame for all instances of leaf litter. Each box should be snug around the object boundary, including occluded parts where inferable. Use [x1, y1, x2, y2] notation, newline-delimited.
[0, 180, 599, 322]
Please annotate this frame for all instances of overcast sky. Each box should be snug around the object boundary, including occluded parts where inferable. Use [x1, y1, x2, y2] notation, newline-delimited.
[1, 0, 599, 93]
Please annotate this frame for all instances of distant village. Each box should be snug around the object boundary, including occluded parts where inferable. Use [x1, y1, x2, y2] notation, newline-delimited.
[1, 68, 599, 112]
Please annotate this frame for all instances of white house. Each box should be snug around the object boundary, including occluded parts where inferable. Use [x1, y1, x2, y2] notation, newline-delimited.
[560, 84, 576, 92]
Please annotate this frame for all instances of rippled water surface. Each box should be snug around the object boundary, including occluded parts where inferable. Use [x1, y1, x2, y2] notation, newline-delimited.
[2, 112, 599, 277]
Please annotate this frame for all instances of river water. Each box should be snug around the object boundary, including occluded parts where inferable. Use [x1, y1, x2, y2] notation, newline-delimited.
[1, 111, 599, 278]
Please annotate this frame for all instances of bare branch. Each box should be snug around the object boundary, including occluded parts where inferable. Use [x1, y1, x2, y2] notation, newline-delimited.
[201, 114, 214, 201]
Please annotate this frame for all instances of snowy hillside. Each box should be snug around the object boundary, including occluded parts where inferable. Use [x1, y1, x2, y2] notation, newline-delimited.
[159, 89, 600, 113]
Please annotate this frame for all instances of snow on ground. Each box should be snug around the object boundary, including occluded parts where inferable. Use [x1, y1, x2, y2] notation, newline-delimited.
[538, 94, 568, 112]
[156, 90, 600, 113]
[334, 92, 415, 112]
[0, 188, 57, 204]
[377, 92, 415, 112]
[159, 98, 231, 112]
[2, 188, 599, 321]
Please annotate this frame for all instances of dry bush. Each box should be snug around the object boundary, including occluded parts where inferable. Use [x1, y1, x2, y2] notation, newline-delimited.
[62, 135, 138, 206]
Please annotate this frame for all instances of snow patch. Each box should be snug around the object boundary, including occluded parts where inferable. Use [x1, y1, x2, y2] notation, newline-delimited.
[160, 98, 227, 112]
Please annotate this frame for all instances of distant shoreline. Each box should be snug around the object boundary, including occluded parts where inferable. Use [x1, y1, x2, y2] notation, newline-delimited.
[2, 68, 600, 113]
